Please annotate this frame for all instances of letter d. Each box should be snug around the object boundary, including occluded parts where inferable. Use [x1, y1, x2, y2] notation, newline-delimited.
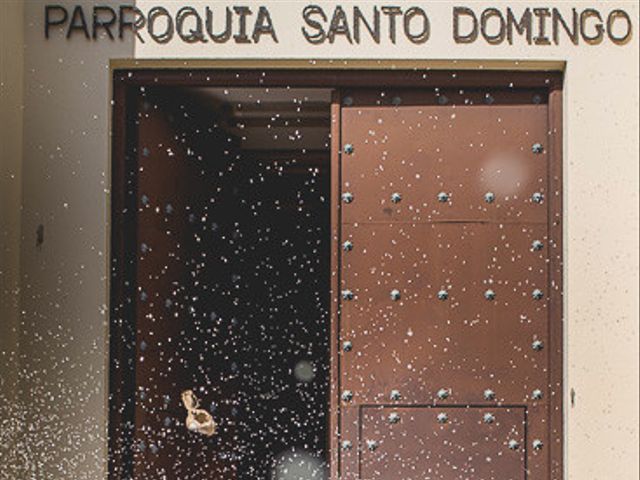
[453, 7, 478, 43]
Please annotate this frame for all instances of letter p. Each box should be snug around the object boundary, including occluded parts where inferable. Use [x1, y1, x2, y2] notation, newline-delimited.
[45, 5, 69, 38]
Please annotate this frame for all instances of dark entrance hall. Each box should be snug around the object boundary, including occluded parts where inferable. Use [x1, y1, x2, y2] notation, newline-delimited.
[112, 86, 332, 479]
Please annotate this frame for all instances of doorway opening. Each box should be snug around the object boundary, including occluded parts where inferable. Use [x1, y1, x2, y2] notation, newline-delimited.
[111, 68, 563, 480]
[118, 85, 332, 478]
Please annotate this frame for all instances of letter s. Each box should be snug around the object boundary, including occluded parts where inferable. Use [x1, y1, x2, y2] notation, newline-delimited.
[302, 5, 327, 44]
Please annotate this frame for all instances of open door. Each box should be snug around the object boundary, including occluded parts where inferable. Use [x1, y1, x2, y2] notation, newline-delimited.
[334, 88, 559, 479]
[131, 88, 241, 479]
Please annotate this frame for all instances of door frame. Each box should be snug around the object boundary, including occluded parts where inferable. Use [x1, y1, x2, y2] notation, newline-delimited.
[109, 67, 564, 480]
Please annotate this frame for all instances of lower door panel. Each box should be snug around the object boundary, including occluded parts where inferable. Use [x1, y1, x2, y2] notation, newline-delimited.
[358, 406, 526, 480]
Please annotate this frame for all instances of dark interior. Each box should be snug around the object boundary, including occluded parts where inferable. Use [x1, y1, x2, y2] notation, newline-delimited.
[133, 87, 332, 478]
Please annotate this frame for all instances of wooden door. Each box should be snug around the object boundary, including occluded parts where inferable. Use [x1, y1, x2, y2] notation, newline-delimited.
[335, 88, 561, 479]
[130, 88, 240, 479]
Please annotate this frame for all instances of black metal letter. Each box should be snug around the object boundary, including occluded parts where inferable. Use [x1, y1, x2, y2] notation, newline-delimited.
[206, 7, 232, 43]
[92, 6, 116, 40]
[381, 6, 402, 43]
[119, 6, 146, 42]
[453, 7, 478, 44]
[480, 8, 505, 44]
[45, 5, 68, 39]
[354, 6, 380, 44]
[552, 8, 578, 45]
[580, 9, 604, 45]
[506, 8, 532, 44]
[607, 9, 632, 45]
[404, 7, 430, 44]
[233, 6, 252, 43]
[533, 8, 551, 45]
[328, 6, 352, 43]
[252, 6, 278, 43]
[148, 6, 174, 44]
[176, 6, 206, 43]
[67, 5, 90, 39]
[302, 5, 327, 44]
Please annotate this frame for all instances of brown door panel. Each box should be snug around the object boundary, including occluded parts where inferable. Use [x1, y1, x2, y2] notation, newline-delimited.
[526, 403, 551, 479]
[340, 223, 549, 304]
[358, 406, 526, 480]
[339, 406, 361, 479]
[340, 223, 549, 405]
[134, 92, 237, 479]
[340, 103, 549, 224]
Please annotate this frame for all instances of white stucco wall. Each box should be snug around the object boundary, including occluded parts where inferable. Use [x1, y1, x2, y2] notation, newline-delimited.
[12, 1, 134, 477]
[4, 1, 638, 478]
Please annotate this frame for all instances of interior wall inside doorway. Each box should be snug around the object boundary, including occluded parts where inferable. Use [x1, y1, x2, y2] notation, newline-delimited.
[127, 86, 332, 479]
